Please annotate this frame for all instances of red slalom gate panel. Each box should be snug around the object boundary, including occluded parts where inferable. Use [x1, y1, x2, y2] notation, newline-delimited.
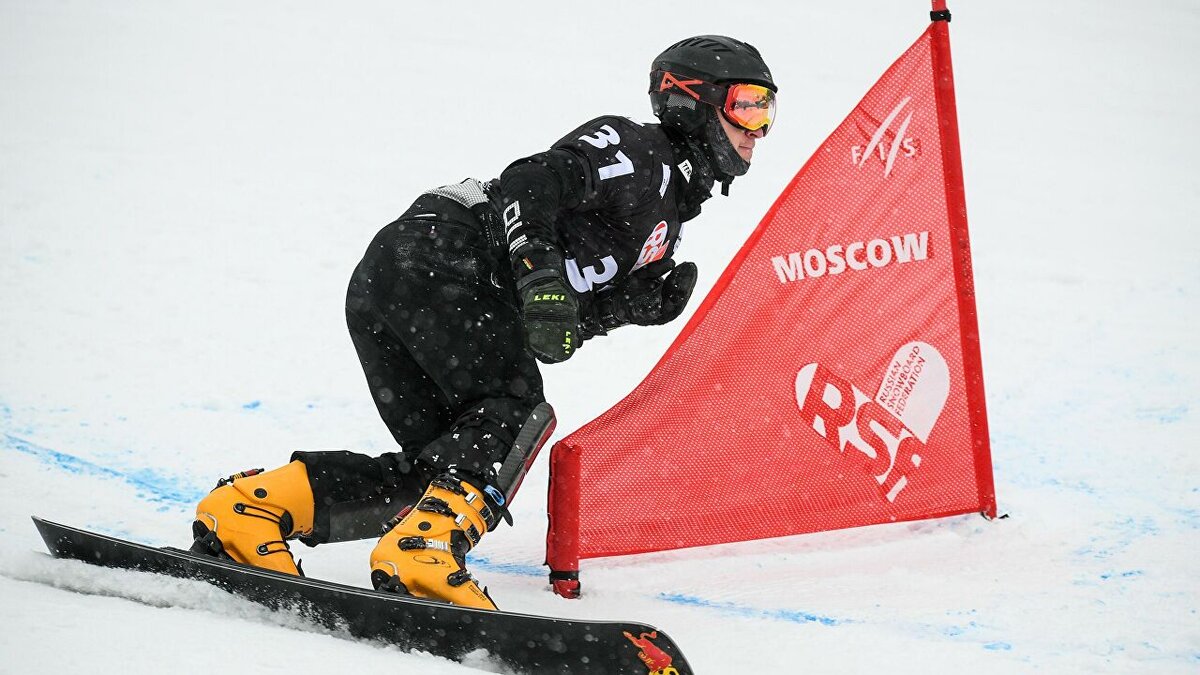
[547, 11, 995, 597]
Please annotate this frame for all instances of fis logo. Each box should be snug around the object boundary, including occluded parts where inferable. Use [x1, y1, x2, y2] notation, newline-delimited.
[794, 342, 949, 502]
[851, 96, 919, 178]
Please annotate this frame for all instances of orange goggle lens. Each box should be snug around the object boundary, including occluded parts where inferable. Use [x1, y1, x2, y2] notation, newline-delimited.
[723, 83, 776, 133]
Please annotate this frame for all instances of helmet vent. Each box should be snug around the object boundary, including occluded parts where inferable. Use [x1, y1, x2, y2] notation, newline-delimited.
[669, 37, 734, 54]
[666, 36, 763, 60]
[666, 93, 697, 109]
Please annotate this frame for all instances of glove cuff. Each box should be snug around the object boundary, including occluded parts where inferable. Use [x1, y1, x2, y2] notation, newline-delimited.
[511, 241, 565, 290]
[515, 267, 560, 292]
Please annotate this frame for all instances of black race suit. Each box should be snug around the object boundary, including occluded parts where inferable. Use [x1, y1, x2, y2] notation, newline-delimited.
[294, 116, 714, 544]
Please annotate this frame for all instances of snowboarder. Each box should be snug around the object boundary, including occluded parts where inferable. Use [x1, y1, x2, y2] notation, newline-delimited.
[190, 35, 777, 610]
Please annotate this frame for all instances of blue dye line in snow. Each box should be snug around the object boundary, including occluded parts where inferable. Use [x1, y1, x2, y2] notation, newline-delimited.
[1133, 404, 1187, 424]
[657, 592, 843, 626]
[1175, 508, 1200, 530]
[941, 619, 1017, 652]
[1099, 569, 1144, 580]
[242, 401, 262, 410]
[466, 556, 544, 578]
[2, 433, 206, 506]
[448, 560, 852, 627]
[467, 563, 852, 629]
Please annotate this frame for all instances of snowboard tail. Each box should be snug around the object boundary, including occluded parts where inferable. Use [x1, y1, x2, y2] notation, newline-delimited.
[32, 516, 692, 674]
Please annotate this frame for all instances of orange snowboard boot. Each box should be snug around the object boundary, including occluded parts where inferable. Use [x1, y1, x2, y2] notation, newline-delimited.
[191, 461, 315, 575]
[370, 474, 501, 609]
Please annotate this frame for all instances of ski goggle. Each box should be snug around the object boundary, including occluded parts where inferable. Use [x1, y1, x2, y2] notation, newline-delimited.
[656, 71, 777, 134]
[723, 83, 776, 133]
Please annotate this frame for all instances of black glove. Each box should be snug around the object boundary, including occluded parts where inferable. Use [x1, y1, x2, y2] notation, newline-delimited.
[586, 260, 698, 334]
[513, 246, 580, 364]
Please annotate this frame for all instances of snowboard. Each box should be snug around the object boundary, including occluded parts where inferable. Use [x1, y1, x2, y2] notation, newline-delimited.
[32, 517, 692, 674]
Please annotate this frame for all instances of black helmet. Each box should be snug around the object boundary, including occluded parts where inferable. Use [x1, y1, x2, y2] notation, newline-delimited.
[649, 35, 776, 136]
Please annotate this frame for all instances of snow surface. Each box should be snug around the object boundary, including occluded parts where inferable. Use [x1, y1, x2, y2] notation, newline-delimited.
[2, 1, 1197, 673]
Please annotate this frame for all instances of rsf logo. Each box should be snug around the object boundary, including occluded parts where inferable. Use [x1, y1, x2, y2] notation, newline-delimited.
[794, 342, 949, 502]
[632, 220, 670, 272]
[851, 96, 920, 178]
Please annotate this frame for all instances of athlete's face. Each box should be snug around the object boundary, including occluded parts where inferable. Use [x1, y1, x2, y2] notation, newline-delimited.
[717, 112, 764, 164]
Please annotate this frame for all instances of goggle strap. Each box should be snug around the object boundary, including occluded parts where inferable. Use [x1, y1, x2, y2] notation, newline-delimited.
[654, 70, 775, 134]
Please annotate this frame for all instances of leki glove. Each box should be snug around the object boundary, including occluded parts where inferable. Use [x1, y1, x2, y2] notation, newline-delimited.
[514, 247, 580, 364]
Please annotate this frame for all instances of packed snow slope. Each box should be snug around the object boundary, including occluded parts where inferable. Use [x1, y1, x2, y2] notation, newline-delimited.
[2, 1, 1197, 673]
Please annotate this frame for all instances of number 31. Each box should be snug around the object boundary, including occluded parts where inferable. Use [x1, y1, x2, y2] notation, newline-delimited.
[578, 124, 634, 180]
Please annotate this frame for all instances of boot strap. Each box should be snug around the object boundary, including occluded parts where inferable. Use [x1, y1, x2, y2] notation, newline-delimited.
[459, 519, 482, 547]
[214, 468, 264, 489]
[429, 476, 468, 495]
[421, 492, 492, 538]
[398, 536, 452, 553]
[446, 569, 475, 588]
[430, 475, 502, 530]
[416, 497, 456, 517]
[462, 491, 497, 529]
